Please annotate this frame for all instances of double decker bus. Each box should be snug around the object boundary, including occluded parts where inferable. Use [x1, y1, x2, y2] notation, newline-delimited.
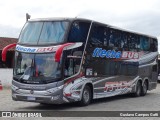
[2, 18, 158, 106]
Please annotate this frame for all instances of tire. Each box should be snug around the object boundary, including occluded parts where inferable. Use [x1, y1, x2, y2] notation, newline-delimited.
[141, 81, 147, 96]
[133, 81, 142, 97]
[79, 85, 92, 106]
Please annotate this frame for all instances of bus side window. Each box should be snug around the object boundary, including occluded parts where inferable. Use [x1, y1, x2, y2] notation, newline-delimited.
[68, 21, 90, 42]
[121, 32, 128, 51]
[64, 49, 83, 78]
[108, 29, 114, 48]
[73, 51, 82, 73]
[128, 34, 140, 52]
[103, 28, 109, 47]
[89, 24, 105, 47]
[140, 36, 150, 51]
[108, 29, 122, 50]
[150, 38, 157, 52]
[115, 31, 122, 49]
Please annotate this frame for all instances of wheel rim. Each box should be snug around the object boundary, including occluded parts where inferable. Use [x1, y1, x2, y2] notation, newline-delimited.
[83, 89, 90, 103]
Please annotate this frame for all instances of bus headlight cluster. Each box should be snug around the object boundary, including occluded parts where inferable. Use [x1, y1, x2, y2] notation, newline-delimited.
[47, 85, 64, 93]
[57, 85, 64, 89]
[11, 85, 19, 91]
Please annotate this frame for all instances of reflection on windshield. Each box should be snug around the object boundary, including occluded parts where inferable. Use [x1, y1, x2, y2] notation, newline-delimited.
[19, 22, 43, 44]
[35, 54, 61, 78]
[19, 21, 69, 44]
[39, 22, 68, 44]
[14, 52, 62, 83]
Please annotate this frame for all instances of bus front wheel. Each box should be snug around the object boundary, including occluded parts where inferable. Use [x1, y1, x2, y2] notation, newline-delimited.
[79, 85, 92, 106]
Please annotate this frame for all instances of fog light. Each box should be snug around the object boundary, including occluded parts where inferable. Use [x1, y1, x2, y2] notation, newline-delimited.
[51, 95, 60, 101]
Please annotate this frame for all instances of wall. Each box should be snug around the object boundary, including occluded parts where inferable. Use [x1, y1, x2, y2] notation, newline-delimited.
[0, 69, 13, 88]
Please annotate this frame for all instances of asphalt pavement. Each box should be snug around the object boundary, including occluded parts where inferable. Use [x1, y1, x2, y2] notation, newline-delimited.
[0, 84, 160, 120]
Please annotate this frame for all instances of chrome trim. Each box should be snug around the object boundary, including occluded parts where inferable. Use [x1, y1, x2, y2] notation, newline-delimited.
[13, 94, 51, 98]
[13, 85, 64, 96]
[94, 87, 105, 90]
[15, 89, 52, 96]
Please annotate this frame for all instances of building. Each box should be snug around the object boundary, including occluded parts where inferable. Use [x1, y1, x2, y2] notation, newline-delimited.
[0, 37, 18, 68]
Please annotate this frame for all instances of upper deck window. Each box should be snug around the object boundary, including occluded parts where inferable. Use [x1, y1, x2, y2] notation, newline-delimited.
[19, 22, 43, 44]
[140, 36, 150, 51]
[68, 21, 90, 42]
[19, 21, 69, 45]
[39, 21, 68, 44]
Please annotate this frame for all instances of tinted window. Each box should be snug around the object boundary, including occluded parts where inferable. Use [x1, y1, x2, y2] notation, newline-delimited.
[121, 32, 128, 51]
[140, 36, 150, 51]
[89, 24, 106, 47]
[128, 34, 140, 51]
[150, 38, 157, 52]
[84, 57, 138, 77]
[108, 29, 122, 50]
[120, 63, 138, 76]
[68, 21, 90, 42]
[89, 24, 130, 51]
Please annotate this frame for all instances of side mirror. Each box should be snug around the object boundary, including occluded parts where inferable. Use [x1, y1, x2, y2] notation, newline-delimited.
[2, 43, 17, 62]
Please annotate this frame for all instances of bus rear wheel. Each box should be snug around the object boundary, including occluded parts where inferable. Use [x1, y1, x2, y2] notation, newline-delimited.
[79, 85, 92, 106]
[141, 80, 147, 96]
[133, 81, 142, 97]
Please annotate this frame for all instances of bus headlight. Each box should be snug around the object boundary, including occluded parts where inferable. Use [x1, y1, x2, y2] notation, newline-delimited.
[47, 85, 64, 93]
[58, 84, 64, 89]
[11, 85, 19, 91]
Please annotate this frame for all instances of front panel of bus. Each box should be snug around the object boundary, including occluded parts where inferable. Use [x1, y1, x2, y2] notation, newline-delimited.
[12, 19, 91, 104]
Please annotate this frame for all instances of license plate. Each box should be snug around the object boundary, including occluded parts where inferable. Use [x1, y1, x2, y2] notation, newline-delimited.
[27, 96, 36, 101]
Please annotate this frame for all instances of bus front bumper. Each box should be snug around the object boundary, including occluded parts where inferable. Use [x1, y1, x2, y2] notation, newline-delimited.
[12, 85, 66, 104]
[12, 94, 65, 104]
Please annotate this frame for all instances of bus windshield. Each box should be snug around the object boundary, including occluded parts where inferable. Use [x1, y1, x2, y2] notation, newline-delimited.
[14, 52, 62, 84]
[19, 21, 69, 44]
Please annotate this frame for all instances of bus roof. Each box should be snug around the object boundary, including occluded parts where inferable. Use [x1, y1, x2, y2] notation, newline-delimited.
[29, 17, 157, 39]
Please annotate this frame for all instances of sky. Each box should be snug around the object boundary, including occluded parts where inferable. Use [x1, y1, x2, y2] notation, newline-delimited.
[0, 0, 160, 50]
